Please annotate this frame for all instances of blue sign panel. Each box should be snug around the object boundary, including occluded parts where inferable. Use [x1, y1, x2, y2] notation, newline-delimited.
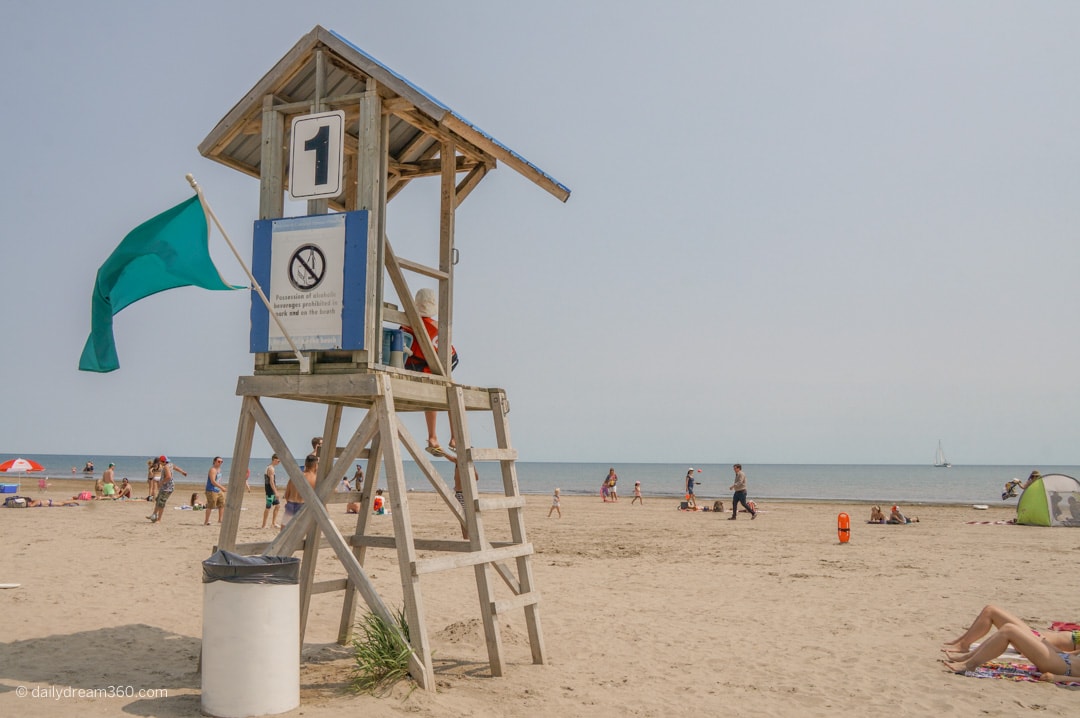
[250, 211, 368, 352]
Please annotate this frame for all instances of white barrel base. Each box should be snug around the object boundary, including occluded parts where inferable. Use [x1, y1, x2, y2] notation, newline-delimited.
[201, 581, 299, 718]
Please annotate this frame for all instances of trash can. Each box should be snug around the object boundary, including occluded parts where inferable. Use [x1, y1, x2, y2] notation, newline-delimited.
[201, 550, 301, 718]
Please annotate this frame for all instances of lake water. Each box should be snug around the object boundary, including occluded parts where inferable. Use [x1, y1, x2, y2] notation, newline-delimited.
[7, 454, 1074, 506]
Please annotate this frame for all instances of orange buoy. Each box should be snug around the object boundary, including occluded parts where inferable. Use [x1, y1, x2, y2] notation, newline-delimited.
[838, 512, 851, 543]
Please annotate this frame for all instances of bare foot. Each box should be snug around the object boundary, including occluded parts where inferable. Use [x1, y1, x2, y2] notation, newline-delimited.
[943, 649, 972, 662]
[941, 658, 967, 674]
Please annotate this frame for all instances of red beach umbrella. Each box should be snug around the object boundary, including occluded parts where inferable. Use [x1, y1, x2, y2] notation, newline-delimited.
[0, 458, 45, 473]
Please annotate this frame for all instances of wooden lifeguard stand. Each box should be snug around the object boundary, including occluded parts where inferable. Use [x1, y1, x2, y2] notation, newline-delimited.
[197, 26, 569, 691]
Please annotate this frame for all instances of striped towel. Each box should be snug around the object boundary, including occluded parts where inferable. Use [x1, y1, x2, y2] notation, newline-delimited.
[965, 661, 1080, 686]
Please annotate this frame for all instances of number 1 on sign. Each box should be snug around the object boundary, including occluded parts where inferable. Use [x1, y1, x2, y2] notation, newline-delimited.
[304, 125, 330, 186]
[289, 110, 344, 200]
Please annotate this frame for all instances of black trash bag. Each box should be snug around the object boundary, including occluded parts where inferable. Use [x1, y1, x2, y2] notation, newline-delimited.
[202, 549, 300, 585]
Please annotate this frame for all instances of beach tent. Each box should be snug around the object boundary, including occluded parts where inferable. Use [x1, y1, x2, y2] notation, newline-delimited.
[1015, 474, 1080, 527]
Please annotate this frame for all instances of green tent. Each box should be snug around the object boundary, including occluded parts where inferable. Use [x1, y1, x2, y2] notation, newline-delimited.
[1015, 474, 1080, 526]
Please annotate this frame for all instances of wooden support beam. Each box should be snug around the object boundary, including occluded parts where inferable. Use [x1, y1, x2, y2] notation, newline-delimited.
[476, 496, 528, 512]
[217, 395, 258, 551]
[438, 140, 456, 380]
[491, 591, 541, 616]
[455, 163, 489, 205]
[373, 375, 435, 689]
[412, 543, 535, 576]
[259, 97, 285, 220]
[391, 108, 496, 167]
[390, 155, 481, 179]
[312, 578, 351, 595]
[468, 447, 518, 462]
[394, 256, 450, 281]
[338, 431, 383, 644]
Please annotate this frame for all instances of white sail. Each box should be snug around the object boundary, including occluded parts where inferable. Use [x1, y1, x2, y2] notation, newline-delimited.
[934, 440, 952, 468]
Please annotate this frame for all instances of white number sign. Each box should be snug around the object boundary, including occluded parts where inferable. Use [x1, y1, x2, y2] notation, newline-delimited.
[289, 110, 345, 200]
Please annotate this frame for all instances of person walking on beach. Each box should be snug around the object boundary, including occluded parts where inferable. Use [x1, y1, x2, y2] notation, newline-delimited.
[203, 457, 226, 526]
[353, 464, 364, 492]
[606, 468, 619, 501]
[632, 481, 643, 505]
[149, 456, 187, 523]
[685, 468, 698, 509]
[548, 488, 562, 518]
[262, 454, 282, 529]
[729, 464, 757, 520]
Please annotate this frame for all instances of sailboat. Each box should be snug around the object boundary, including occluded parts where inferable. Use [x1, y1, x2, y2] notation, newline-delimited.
[933, 440, 952, 468]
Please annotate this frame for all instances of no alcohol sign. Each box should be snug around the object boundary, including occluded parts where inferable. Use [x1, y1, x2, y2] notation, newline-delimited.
[249, 211, 368, 353]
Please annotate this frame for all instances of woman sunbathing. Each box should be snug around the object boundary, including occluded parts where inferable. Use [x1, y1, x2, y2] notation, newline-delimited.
[887, 505, 918, 523]
[869, 505, 885, 523]
[942, 606, 1080, 680]
[26, 498, 79, 507]
[943, 605, 1079, 655]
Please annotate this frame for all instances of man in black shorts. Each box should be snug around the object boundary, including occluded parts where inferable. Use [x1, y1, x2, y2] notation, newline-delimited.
[261, 454, 282, 529]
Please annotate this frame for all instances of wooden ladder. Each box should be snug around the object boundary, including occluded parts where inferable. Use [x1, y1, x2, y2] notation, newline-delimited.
[446, 386, 546, 674]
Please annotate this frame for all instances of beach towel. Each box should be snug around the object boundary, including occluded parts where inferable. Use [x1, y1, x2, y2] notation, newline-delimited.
[1050, 622, 1080, 632]
[965, 520, 1015, 525]
[964, 661, 1080, 686]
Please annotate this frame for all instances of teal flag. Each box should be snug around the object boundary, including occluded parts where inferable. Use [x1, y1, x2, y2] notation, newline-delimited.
[79, 194, 243, 372]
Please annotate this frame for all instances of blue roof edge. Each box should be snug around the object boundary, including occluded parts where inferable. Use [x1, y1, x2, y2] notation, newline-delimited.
[329, 29, 571, 199]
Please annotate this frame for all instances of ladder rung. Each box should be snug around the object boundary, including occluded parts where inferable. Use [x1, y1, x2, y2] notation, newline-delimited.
[312, 578, 349, 594]
[491, 590, 541, 615]
[413, 543, 533, 575]
[476, 496, 527, 512]
[468, 447, 518, 462]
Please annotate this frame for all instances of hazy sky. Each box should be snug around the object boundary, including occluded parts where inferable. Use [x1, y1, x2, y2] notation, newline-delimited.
[3, 1, 1079, 465]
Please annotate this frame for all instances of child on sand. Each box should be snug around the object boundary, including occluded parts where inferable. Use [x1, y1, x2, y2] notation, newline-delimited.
[548, 488, 561, 518]
[632, 481, 642, 505]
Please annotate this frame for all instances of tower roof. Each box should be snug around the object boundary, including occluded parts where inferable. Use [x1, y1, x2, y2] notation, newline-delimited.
[199, 25, 570, 202]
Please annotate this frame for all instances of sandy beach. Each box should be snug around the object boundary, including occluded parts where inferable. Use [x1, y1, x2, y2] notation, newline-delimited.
[2, 479, 1077, 717]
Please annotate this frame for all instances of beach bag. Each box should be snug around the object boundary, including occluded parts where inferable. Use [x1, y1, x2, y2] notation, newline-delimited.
[5, 496, 27, 508]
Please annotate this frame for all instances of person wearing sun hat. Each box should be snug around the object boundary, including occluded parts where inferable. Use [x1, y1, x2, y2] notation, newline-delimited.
[401, 287, 459, 456]
[1003, 470, 1043, 500]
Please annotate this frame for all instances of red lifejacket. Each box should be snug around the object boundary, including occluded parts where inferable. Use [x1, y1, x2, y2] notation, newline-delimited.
[402, 317, 458, 372]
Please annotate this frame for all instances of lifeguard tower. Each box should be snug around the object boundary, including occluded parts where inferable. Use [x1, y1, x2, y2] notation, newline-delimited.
[198, 26, 569, 690]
